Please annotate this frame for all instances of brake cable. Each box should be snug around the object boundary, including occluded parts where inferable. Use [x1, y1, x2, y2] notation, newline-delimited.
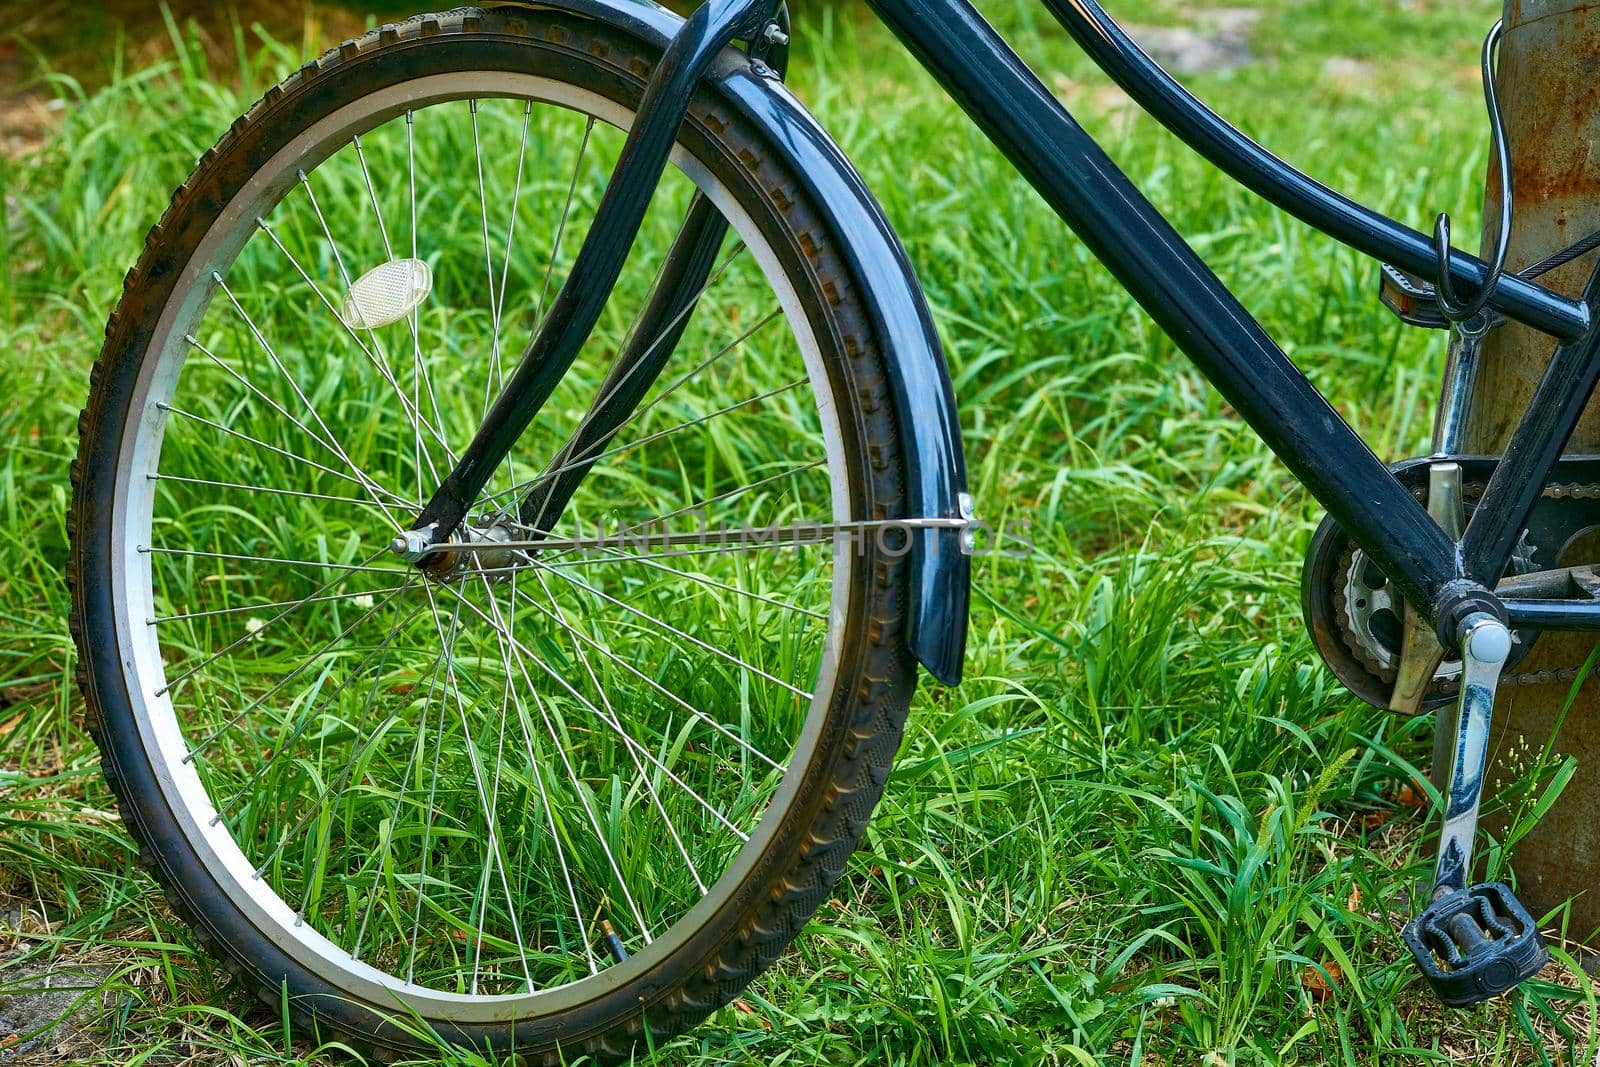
[1432, 20, 1511, 323]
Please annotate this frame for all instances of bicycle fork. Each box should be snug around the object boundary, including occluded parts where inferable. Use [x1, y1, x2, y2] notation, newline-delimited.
[402, 0, 784, 554]
[1403, 610, 1549, 1006]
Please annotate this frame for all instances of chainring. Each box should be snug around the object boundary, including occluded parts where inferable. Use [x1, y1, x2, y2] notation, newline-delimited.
[1303, 456, 1600, 710]
[1331, 534, 1534, 701]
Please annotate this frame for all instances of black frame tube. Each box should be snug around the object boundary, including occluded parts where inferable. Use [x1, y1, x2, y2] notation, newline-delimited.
[1462, 277, 1600, 583]
[1505, 599, 1600, 629]
[864, 0, 1459, 612]
[1040, 0, 1588, 342]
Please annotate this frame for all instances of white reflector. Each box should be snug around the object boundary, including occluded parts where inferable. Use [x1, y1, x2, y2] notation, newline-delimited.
[340, 258, 432, 330]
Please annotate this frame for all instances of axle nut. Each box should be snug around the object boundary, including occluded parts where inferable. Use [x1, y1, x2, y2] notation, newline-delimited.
[390, 525, 437, 563]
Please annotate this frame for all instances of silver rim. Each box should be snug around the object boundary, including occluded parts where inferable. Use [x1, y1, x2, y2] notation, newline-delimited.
[108, 72, 854, 1020]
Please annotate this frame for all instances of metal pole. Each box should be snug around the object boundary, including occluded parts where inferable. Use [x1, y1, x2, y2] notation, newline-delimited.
[1470, 0, 1600, 938]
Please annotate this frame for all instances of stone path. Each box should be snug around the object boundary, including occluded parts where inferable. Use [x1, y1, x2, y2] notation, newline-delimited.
[1127, 8, 1262, 76]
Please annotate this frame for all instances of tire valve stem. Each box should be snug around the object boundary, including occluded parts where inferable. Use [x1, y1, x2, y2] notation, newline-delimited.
[600, 920, 627, 964]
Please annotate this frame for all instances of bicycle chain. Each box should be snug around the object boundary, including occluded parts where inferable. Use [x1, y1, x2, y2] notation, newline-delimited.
[1333, 481, 1600, 696]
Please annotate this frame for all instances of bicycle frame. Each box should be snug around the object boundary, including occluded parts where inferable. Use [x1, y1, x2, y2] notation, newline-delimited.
[864, 0, 1600, 634]
[418, 0, 1600, 647]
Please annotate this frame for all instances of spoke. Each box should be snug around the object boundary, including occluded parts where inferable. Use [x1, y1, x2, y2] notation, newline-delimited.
[157, 399, 412, 508]
[417, 594, 540, 985]
[466, 601, 524, 990]
[525, 555, 812, 701]
[533, 116, 595, 329]
[296, 587, 410, 929]
[403, 112, 455, 483]
[350, 687, 421, 963]
[434, 583, 650, 948]
[406, 589, 465, 983]
[179, 339, 417, 510]
[298, 169, 354, 288]
[349, 626, 427, 960]
[482, 304, 779, 514]
[437, 578, 752, 843]
[352, 134, 393, 256]
[496, 101, 534, 339]
[501, 579, 782, 771]
[420, 583, 537, 989]
[144, 545, 412, 578]
[152, 583, 410, 625]
[182, 575, 420, 763]
[211, 596, 432, 825]
[241, 589, 463, 932]
[247, 608, 449, 884]
[469, 99, 524, 501]
[470, 597, 523, 985]
[530, 567, 707, 894]
[461, 576, 653, 948]
[297, 164, 455, 475]
[210, 273, 405, 532]
[586, 549, 825, 619]
[468, 576, 596, 980]
[400, 109, 425, 505]
[254, 218, 452, 472]
[470, 100, 505, 420]
[492, 109, 531, 505]
[505, 579, 595, 979]
[152, 546, 395, 699]
[149, 473, 400, 512]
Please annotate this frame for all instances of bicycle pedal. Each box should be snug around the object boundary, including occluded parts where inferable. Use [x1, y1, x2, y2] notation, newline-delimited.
[1402, 882, 1547, 1007]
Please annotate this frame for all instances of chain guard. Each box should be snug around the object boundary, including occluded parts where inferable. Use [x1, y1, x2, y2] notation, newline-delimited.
[1304, 455, 1600, 710]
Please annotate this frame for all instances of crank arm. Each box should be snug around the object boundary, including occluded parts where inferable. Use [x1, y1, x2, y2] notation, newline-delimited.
[411, 0, 779, 546]
[1391, 462, 1465, 714]
[1404, 611, 1549, 1006]
[1494, 562, 1600, 599]
[1431, 613, 1510, 895]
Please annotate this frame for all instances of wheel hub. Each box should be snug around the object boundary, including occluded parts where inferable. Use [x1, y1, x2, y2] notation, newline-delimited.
[389, 521, 522, 582]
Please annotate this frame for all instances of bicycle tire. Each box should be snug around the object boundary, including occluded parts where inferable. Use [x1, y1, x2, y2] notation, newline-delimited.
[68, 7, 916, 1061]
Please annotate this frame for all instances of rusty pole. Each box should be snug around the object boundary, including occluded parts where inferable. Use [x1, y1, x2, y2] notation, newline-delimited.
[1469, 0, 1600, 937]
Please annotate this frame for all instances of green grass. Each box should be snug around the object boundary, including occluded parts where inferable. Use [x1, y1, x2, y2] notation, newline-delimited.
[3, 1, 1599, 1064]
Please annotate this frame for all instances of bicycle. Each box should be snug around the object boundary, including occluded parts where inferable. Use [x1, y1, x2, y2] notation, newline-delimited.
[67, 0, 1600, 1059]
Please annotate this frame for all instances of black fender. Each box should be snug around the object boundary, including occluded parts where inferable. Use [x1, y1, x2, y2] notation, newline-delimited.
[504, 0, 972, 684]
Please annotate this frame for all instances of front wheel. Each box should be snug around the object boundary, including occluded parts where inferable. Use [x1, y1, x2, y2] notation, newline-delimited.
[69, 8, 916, 1061]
